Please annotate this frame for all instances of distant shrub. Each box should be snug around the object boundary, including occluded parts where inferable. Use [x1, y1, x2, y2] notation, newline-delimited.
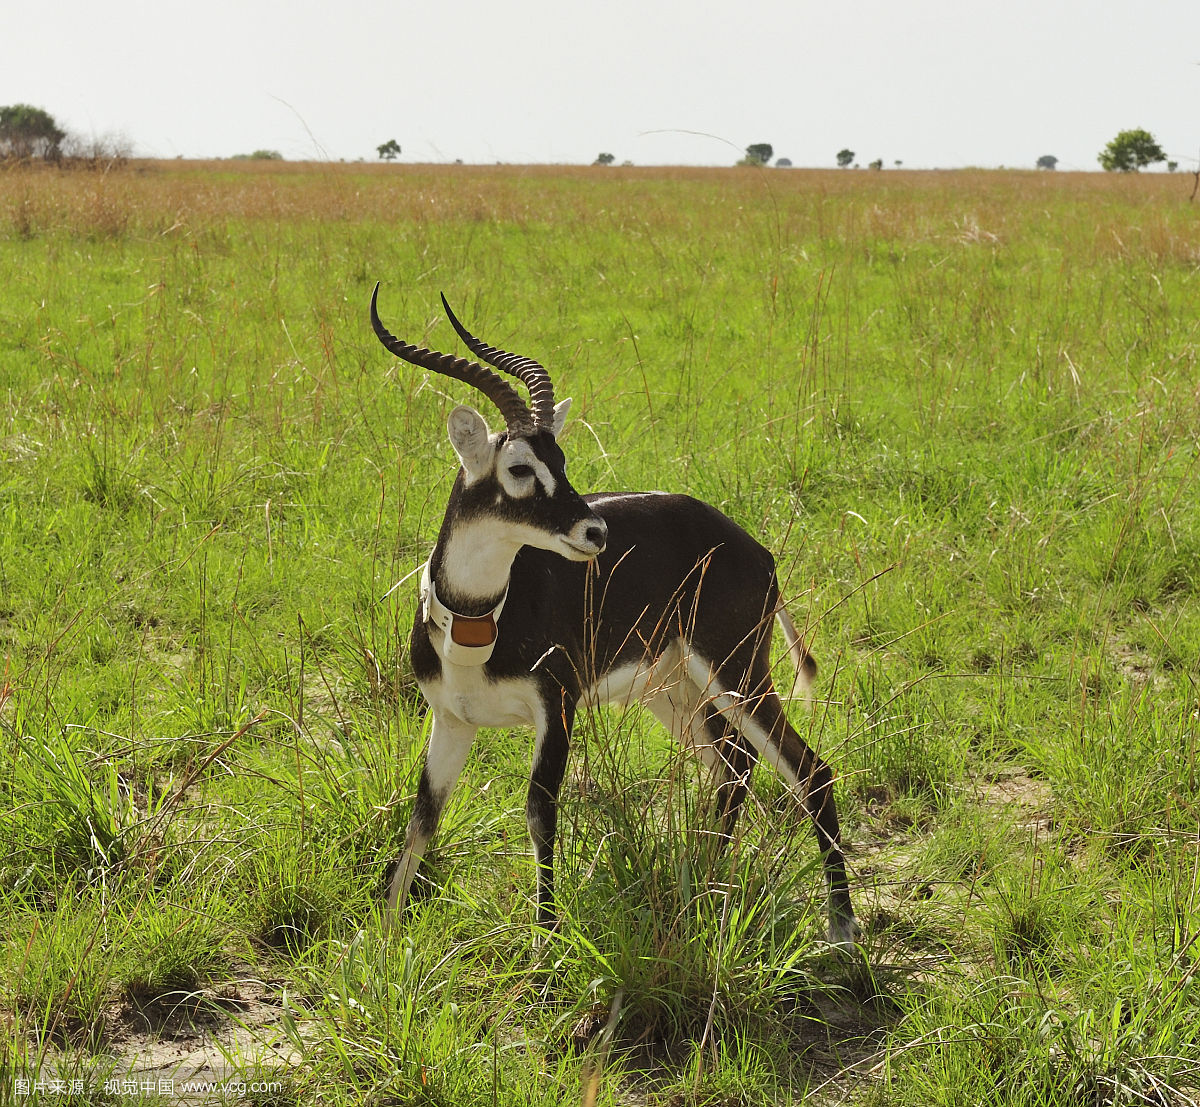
[62, 132, 131, 170]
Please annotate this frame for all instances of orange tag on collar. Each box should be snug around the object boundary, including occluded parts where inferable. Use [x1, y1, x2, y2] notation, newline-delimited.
[450, 613, 498, 648]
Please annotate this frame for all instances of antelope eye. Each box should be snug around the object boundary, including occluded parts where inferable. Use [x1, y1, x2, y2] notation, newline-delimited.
[508, 464, 535, 480]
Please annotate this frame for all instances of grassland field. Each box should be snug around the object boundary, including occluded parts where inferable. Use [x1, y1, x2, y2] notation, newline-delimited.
[1, 159, 1199, 1105]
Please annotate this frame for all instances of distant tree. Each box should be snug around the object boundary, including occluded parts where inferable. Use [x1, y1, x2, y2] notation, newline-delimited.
[1036, 154, 1058, 171]
[1098, 128, 1166, 172]
[868, 158, 883, 171]
[0, 103, 66, 160]
[1167, 161, 1178, 172]
[594, 152, 615, 165]
[377, 139, 401, 161]
[233, 150, 283, 161]
[836, 148, 854, 168]
[742, 143, 773, 166]
[894, 160, 903, 168]
[775, 157, 793, 168]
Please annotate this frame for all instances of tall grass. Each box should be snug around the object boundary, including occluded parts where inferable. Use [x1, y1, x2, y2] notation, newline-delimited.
[1, 159, 1199, 1104]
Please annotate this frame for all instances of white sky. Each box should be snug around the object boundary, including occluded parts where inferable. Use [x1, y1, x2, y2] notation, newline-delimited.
[8, 0, 1199, 171]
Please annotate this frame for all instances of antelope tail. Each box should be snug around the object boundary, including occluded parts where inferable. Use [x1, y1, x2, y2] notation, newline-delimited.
[775, 605, 817, 701]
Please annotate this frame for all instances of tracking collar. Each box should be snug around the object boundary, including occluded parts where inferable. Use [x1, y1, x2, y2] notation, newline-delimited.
[419, 561, 508, 666]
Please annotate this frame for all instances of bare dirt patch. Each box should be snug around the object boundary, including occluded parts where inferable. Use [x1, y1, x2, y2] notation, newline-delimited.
[103, 963, 298, 1097]
[972, 765, 1053, 833]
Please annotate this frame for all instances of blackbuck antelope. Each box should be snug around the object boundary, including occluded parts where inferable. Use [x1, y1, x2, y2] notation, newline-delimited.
[371, 285, 859, 947]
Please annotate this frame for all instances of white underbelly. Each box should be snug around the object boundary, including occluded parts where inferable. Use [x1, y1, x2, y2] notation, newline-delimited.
[580, 640, 688, 710]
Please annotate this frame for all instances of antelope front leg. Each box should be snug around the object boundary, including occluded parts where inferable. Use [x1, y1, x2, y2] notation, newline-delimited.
[384, 713, 477, 928]
[526, 703, 573, 934]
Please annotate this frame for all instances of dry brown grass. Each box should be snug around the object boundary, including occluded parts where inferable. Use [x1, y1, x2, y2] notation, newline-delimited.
[4, 159, 1199, 257]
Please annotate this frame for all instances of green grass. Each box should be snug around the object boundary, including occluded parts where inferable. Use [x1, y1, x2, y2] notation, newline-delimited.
[1, 159, 1199, 1104]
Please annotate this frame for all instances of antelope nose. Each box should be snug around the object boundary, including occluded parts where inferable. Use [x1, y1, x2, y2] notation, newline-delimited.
[585, 522, 608, 551]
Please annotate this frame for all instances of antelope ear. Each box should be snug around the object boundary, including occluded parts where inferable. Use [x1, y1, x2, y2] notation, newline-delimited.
[448, 405, 493, 477]
[551, 397, 572, 438]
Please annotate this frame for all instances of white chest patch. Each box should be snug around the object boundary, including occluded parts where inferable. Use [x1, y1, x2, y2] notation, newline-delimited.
[422, 667, 543, 729]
